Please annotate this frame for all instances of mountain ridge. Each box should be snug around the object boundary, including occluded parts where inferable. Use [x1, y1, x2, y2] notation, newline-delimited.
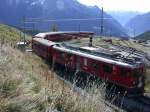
[0, 0, 127, 37]
[125, 12, 150, 36]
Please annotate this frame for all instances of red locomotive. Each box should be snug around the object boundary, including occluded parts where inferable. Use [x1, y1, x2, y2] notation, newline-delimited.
[32, 31, 146, 96]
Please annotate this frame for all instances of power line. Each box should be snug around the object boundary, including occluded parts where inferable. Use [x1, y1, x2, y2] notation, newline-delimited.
[24, 17, 113, 23]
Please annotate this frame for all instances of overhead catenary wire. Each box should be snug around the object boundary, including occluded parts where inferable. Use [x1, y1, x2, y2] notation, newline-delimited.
[24, 17, 113, 23]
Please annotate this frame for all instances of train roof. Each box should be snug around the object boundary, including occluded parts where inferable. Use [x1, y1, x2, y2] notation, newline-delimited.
[53, 43, 144, 69]
[33, 38, 56, 46]
[35, 31, 94, 38]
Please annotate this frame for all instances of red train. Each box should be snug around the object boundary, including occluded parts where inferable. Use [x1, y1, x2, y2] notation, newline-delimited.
[32, 31, 146, 96]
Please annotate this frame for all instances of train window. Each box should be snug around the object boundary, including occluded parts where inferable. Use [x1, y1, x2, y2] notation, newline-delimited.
[92, 60, 99, 70]
[103, 64, 112, 74]
[83, 58, 88, 66]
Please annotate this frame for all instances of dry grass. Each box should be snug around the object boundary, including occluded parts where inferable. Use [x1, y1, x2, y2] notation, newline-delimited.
[0, 42, 113, 112]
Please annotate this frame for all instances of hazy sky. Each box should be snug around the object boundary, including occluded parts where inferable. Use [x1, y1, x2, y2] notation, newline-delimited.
[77, 0, 150, 12]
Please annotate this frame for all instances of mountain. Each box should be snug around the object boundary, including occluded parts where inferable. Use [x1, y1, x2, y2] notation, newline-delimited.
[135, 30, 150, 40]
[0, 0, 127, 37]
[107, 11, 141, 26]
[125, 12, 150, 36]
[0, 0, 43, 25]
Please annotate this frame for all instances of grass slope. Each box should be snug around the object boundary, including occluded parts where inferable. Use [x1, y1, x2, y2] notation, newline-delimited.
[0, 24, 31, 44]
[135, 31, 150, 40]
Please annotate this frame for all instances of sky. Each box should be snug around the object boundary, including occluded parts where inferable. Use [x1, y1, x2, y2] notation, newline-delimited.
[77, 0, 150, 12]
